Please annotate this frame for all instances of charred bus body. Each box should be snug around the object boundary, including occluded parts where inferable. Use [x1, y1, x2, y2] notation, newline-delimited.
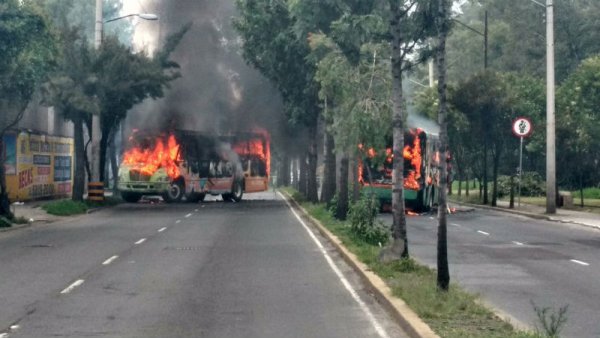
[117, 130, 270, 203]
[358, 129, 441, 212]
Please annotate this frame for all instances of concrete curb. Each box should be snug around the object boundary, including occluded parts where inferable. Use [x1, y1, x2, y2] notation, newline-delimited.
[280, 191, 439, 338]
[451, 200, 600, 230]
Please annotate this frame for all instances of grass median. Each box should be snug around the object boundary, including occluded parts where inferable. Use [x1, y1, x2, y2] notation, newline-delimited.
[42, 196, 122, 216]
[281, 187, 547, 338]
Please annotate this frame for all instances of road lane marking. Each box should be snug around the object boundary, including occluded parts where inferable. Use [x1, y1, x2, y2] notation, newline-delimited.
[278, 192, 389, 338]
[0, 332, 8, 338]
[451, 223, 461, 227]
[135, 238, 146, 245]
[429, 216, 435, 220]
[512, 241, 524, 246]
[477, 230, 490, 236]
[60, 279, 84, 294]
[185, 213, 192, 218]
[570, 259, 590, 266]
[158, 227, 167, 232]
[9, 326, 19, 331]
[102, 255, 119, 265]
[175, 220, 181, 224]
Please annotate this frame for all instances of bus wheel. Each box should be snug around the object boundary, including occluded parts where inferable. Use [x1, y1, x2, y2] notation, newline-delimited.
[164, 180, 184, 203]
[231, 180, 244, 202]
[121, 192, 142, 203]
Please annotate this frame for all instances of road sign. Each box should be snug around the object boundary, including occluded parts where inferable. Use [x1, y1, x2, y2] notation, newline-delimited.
[512, 117, 533, 138]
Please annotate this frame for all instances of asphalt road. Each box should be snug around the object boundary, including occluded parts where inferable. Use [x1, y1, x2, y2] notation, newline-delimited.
[0, 192, 406, 338]
[380, 206, 600, 338]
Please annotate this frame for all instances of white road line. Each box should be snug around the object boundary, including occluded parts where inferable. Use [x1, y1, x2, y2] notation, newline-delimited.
[278, 192, 389, 338]
[477, 230, 490, 236]
[158, 227, 167, 232]
[185, 213, 192, 218]
[512, 241, 524, 246]
[451, 223, 461, 227]
[102, 255, 119, 265]
[60, 279, 84, 294]
[0, 332, 8, 338]
[570, 259, 590, 266]
[429, 216, 435, 220]
[9, 326, 19, 331]
[175, 220, 181, 224]
[135, 238, 146, 245]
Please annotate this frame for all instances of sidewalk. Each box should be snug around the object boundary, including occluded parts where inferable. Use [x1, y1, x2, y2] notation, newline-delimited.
[450, 199, 600, 230]
[0, 201, 65, 232]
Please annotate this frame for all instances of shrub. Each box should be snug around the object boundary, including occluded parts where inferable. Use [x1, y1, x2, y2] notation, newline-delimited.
[348, 193, 390, 246]
[42, 200, 88, 216]
[0, 216, 11, 228]
[497, 172, 545, 198]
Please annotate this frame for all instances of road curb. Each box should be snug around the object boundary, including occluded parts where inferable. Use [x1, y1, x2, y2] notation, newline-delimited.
[281, 192, 439, 338]
[451, 200, 600, 230]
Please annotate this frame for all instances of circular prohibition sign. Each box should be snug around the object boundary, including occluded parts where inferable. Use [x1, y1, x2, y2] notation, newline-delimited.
[512, 117, 533, 138]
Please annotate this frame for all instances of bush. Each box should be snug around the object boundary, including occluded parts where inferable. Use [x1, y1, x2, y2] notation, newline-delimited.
[348, 193, 390, 246]
[497, 172, 545, 198]
[42, 200, 88, 216]
[572, 187, 600, 199]
[0, 216, 11, 228]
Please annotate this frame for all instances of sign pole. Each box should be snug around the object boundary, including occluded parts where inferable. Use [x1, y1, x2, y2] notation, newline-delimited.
[518, 136, 523, 207]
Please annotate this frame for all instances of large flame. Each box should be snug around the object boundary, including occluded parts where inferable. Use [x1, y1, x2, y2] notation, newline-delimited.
[122, 134, 182, 179]
[357, 128, 424, 190]
[233, 130, 271, 176]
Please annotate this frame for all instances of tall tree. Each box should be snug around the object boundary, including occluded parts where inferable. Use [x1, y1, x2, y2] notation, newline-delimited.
[234, 0, 321, 203]
[434, 0, 451, 291]
[0, 0, 56, 218]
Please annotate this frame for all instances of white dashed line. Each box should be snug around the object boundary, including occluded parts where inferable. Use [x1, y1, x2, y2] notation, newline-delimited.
[0, 332, 9, 338]
[512, 241, 524, 246]
[9, 326, 19, 331]
[429, 216, 435, 220]
[185, 213, 192, 218]
[135, 238, 146, 245]
[451, 223, 461, 227]
[570, 259, 590, 266]
[60, 279, 84, 294]
[477, 230, 490, 236]
[102, 255, 119, 265]
[158, 227, 167, 232]
[175, 220, 181, 224]
[278, 192, 390, 338]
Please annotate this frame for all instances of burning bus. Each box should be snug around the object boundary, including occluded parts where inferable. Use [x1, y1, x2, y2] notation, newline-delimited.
[358, 128, 441, 212]
[117, 130, 270, 203]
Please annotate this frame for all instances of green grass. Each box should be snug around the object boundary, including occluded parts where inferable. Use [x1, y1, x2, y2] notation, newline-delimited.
[287, 189, 545, 338]
[42, 200, 89, 216]
[42, 196, 123, 216]
[0, 216, 12, 228]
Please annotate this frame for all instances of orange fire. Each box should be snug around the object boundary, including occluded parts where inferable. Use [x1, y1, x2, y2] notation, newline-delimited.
[233, 131, 271, 176]
[403, 129, 423, 190]
[122, 134, 182, 179]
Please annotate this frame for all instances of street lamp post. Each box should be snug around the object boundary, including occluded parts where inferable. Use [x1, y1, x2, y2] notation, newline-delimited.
[545, 0, 556, 214]
[90, 0, 158, 201]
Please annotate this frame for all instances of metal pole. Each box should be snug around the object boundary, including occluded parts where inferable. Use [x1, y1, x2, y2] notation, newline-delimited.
[546, 0, 556, 213]
[91, 0, 103, 197]
[518, 137, 523, 207]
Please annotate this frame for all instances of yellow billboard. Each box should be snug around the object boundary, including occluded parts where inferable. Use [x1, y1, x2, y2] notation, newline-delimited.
[3, 131, 74, 202]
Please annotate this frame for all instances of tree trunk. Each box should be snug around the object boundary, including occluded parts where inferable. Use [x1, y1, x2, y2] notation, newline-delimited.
[351, 154, 360, 202]
[465, 171, 469, 197]
[99, 126, 110, 183]
[307, 135, 319, 203]
[579, 172, 584, 207]
[321, 129, 336, 203]
[109, 129, 119, 192]
[72, 115, 86, 202]
[336, 155, 349, 220]
[299, 153, 308, 197]
[483, 144, 489, 204]
[435, 0, 450, 291]
[0, 134, 14, 219]
[458, 173, 462, 196]
[509, 174, 515, 209]
[491, 148, 500, 207]
[384, 5, 408, 261]
[282, 153, 290, 186]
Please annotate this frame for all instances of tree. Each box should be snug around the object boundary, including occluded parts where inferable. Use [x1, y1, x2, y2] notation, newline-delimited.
[434, 0, 451, 291]
[94, 26, 189, 184]
[234, 0, 321, 203]
[42, 27, 98, 201]
[0, 0, 56, 218]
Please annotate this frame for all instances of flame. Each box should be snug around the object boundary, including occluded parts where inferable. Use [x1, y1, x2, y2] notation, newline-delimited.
[233, 130, 271, 176]
[122, 134, 182, 179]
[406, 210, 419, 216]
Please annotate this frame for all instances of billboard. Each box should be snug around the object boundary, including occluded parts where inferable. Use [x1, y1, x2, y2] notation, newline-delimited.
[2, 133, 17, 175]
[5, 131, 74, 201]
